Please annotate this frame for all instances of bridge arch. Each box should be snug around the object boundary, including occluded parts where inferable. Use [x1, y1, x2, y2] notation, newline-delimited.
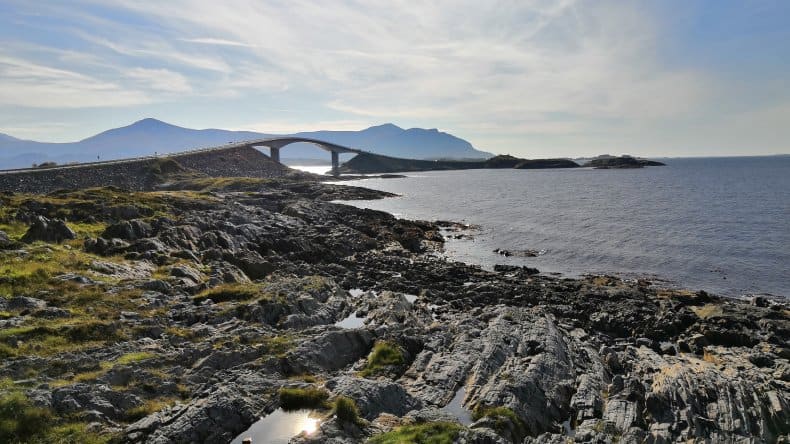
[244, 137, 363, 175]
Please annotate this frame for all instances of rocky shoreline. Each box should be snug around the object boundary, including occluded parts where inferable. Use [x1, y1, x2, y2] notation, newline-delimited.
[0, 177, 787, 443]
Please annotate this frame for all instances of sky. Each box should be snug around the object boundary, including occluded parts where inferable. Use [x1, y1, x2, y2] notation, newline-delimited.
[0, 0, 789, 158]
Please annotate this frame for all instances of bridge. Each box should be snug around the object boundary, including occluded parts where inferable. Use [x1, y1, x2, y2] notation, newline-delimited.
[236, 136, 364, 175]
[0, 136, 365, 176]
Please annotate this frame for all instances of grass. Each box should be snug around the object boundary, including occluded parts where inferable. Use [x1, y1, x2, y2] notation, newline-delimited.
[52, 352, 159, 387]
[115, 352, 156, 365]
[166, 177, 270, 192]
[0, 382, 113, 443]
[359, 341, 404, 377]
[193, 283, 262, 305]
[333, 396, 362, 425]
[472, 406, 527, 439]
[690, 304, 724, 319]
[279, 387, 330, 411]
[368, 422, 462, 444]
[0, 243, 130, 298]
[124, 398, 177, 422]
[0, 391, 52, 443]
[0, 320, 125, 358]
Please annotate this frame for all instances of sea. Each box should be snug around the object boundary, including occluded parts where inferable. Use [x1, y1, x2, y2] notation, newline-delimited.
[295, 156, 789, 299]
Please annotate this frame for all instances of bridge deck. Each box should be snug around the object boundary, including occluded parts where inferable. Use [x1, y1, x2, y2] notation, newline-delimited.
[0, 137, 364, 174]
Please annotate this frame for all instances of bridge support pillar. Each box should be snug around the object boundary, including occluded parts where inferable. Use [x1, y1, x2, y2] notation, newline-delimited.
[270, 147, 280, 163]
[331, 151, 340, 176]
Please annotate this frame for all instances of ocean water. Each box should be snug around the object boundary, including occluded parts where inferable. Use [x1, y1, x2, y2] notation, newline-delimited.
[332, 156, 790, 299]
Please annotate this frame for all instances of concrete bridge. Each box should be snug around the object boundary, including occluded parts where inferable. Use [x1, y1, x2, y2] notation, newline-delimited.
[0, 136, 365, 176]
[236, 137, 364, 175]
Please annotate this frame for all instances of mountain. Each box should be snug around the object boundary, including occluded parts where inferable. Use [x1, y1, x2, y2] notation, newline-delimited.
[0, 119, 492, 168]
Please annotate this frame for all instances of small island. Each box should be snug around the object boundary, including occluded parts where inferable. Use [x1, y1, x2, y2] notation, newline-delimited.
[582, 155, 666, 169]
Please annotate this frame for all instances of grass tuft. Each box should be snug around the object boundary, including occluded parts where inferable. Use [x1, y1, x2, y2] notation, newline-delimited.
[359, 341, 404, 377]
[193, 283, 261, 305]
[278, 387, 330, 411]
[115, 352, 156, 366]
[472, 406, 527, 438]
[333, 396, 362, 425]
[368, 422, 462, 444]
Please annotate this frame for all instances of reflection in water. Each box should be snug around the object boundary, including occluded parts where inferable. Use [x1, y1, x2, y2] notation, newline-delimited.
[231, 409, 320, 444]
[335, 311, 366, 329]
[443, 386, 474, 426]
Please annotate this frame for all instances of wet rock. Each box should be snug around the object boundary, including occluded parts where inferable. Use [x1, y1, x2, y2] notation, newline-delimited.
[21, 215, 76, 243]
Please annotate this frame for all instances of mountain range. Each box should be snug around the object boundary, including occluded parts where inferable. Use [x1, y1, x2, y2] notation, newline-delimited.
[0, 118, 492, 169]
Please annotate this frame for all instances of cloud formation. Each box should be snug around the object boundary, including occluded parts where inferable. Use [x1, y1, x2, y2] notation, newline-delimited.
[0, 0, 788, 156]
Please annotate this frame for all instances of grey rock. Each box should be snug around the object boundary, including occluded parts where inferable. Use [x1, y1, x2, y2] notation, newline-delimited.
[285, 330, 375, 374]
[0, 229, 17, 249]
[21, 216, 76, 243]
[327, 376, 423, 420]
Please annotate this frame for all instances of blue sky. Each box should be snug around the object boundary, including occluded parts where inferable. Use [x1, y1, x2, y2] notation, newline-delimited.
[1, 0, 788, 157]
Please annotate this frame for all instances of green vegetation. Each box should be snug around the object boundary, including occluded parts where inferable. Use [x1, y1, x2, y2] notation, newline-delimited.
[0, 379, 112, 443]
[367, 422, 462, 444]
[288, 374, 319, 383]
[125, 398, 177, 422]
[115, 351, 157, 365]
[278, 387, 330, 411]
[167, 176, 270, 192]
[0, 320, 126, 358]
[193, 283, 263, 305]
[472, 406, 527, 438]
[333, 396, 362, 425]
[359, 341, 405, 377]
[0, 390, 52, 442]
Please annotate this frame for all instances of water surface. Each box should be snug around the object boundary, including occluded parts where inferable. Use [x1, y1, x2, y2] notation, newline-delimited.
[334, 156, 789, 298]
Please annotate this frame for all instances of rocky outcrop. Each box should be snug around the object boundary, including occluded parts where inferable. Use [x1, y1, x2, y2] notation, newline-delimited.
[20, 215, 76, 243]
[0, 179, 785, 444]
[583, 156, 665, 169]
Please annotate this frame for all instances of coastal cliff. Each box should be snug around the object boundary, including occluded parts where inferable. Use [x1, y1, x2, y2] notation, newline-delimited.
[0, 175, 786, 443]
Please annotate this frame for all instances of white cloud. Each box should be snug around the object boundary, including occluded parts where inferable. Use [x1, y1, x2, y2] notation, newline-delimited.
[179, 38, 256, 48]
[126, 68, 192, 93]
[2, 0, 787, 155]
[0, 54, 151, 108]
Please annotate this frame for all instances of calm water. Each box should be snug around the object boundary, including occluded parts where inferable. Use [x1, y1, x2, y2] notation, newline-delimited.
[331, 157, 790, 298]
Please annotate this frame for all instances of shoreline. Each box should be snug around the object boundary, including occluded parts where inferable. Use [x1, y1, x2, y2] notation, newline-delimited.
[0, 177, 787, 443]
[328, 167, 788, 301]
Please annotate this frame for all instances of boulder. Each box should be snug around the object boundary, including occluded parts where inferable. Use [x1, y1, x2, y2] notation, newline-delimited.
[101, 220, 153, 241]
[0, 230, 17, 249]
[20, 216, 76, 243]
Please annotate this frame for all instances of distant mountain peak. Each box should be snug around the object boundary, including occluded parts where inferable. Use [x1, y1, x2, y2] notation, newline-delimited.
[129, 118, 179, 129]
[0, 133, 20, 142]
[365, 123, 403, 131]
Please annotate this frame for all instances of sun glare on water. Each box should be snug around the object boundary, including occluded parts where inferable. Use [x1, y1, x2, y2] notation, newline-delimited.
[297, 415, 320, 435]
